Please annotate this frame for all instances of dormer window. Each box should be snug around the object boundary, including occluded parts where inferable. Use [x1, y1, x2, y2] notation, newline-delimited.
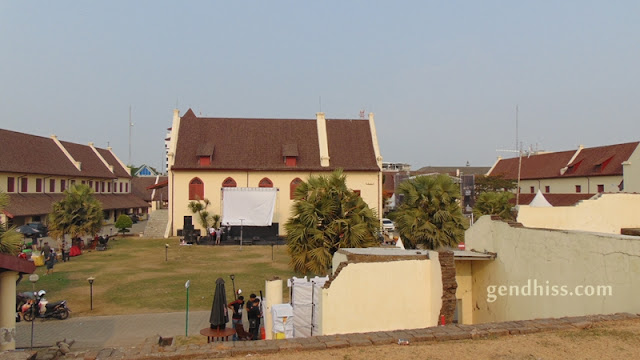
[197, 142, 215, 166]
[282, 143, 298, 167]
[566, 159, 583, 175]
[594, 156, 614, 173]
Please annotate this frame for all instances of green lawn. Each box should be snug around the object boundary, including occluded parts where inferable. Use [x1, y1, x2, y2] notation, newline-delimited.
[17, 237, 299, 317]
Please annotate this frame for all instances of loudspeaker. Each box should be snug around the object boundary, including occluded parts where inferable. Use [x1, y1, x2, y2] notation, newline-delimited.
[184, 216, 192, 228]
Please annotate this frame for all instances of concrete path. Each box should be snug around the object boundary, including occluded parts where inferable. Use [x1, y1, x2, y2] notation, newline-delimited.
[15, 311, 212, 350]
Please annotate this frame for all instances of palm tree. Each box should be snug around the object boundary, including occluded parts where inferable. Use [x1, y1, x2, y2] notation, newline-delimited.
[187, 198, 219, 230]
[285, 169, 380, 275]
[473, 191, 514, 220]
[393, 174, 467, 249]
[0, 191, 22, 255]
[48, 184, 104, 245]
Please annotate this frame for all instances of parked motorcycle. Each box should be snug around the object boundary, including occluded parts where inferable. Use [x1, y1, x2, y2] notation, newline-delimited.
[22, 290, 70, 321]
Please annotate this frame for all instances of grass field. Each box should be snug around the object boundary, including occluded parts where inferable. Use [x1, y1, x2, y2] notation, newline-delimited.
[17, 237, 299, 317]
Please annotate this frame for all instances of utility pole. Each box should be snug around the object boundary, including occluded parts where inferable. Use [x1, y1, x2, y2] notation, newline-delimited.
[128, 106, 133, 165]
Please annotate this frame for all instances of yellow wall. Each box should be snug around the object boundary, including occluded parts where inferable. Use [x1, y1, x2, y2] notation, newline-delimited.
[319, 254, 442, 335]
[517, 175, 622, 195]
[517, 193, 640, 234]
[170, 170, 380, 236]
[0, 271, 18, 351]
[466, 216, 640, 324]
[455, 261, 473, 324]
[623, 146, 640, 193]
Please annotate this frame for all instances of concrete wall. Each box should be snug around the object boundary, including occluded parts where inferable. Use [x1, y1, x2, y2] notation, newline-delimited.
[517, 175, 622, 195]
[319, 252, 442, 335]
[466, 216, 640, 324]
[170, 170, 380, 236]
[623, 145, 640, 193]
[517, 193, 640, 234]
[0, 271, 18, 351]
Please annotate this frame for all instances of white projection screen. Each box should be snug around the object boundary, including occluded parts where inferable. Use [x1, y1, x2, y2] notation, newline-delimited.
[221, 187, 278, 226]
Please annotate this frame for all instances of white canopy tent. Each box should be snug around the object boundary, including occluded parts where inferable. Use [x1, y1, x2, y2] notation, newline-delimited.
[221, 187, 278, 226]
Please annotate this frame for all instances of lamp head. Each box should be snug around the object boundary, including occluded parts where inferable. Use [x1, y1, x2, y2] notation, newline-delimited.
[230, 274, 235, 281]
[87, 277, 95, 285]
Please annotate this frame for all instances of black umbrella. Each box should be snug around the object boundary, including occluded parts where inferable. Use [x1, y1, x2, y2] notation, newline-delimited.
[16, 225, 39, 237]
[209, 277, 228, 329]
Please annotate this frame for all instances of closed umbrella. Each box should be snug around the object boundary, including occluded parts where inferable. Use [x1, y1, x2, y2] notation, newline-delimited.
[209, 277, 228, 329]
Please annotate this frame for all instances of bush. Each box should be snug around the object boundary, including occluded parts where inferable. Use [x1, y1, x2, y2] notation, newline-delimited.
[115, 214, 133, 236]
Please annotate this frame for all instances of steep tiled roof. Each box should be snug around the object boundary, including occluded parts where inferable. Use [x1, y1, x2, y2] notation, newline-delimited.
[0, 129, 82, 176]
[514, 193, 595, 207]
[60, 141, 116, 179]
[172, 111, 379, 171]
[132, 177, 167, 202]
[97, 148, 131, 178]
[563, 142, 639, 178]
[490, 150, 575, 180]
[414, 166, 491, 176]
[5, 193, 149, 217]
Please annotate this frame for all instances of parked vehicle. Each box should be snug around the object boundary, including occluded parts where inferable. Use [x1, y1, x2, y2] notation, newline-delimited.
[27, 222, 48, 237]
[382, 218, 395, 232]
[127, 213, 140, 223]
[22, 290, 70, 321]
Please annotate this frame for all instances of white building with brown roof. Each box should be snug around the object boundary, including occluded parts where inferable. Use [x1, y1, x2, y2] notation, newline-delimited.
[487, 141, 640, 206]
[166, 109, 383, 238]
[0, 129, 149, 227]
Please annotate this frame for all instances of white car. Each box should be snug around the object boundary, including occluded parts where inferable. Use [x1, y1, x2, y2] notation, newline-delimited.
[382, 218, 395, 232]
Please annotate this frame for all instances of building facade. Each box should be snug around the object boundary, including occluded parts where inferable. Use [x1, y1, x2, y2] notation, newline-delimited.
[166, 109, 383, 238]
[0, 129, 149, 227]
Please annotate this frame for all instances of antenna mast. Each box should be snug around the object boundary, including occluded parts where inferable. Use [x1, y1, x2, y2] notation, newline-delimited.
[128, 106, 133, 165]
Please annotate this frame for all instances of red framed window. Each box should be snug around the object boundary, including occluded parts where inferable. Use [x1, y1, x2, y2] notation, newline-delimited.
[575, 185, 582, 193]
[290, 178, 302, 200]
[89, 180, 93, 188]
[101, 182, 105, 192]
[49, 179, 55, 193]
[222, 177, 237, 188]
[189, 178, 204, 200]
[70, 180, 75, 187]
[597, 184, 604, 193]
[95, 182, 99, 192]
[545, 186, 550, 193]
[82, 180, 86, 184]
[21, 178, 28, 192]
[259, 177, 273, 188]
[61, 180, 66, 191]
[125, 183, 128, 193]
[119, 183, 123, 192]
[199, 156, 210, 166]
[285, 156, 297, 167]
[36, 179, 42, 193]
[530, 186, 534, 193]
[108, 182, 111, 192]
[7, 177, 15, 192]
[353, 190, 361, 196]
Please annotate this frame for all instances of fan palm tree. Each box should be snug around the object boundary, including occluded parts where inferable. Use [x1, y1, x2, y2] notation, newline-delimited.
[286, 169, 380, 275]
[0, 191, 22, 255]
[393, 174, 467, 249]
[48, 184, 104, 245]
[473, 191, 514, 220]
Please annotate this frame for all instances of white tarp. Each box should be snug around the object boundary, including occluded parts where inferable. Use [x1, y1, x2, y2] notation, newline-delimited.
[221, 187, 277, 226]
[289, 276, 329, 337]
[271, 303, 294, 338]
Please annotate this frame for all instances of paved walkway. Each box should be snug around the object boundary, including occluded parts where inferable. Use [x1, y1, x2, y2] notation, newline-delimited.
[16, 311, 212, 350]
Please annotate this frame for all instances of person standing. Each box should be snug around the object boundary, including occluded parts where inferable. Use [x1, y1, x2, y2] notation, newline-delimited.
[42, 242, 54, 275]
[228, 295, 245, 341]
[247, 294, 262, 340]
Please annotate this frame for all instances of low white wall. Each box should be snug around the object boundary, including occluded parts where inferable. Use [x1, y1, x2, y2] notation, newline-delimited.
[517, 193, 640, 234]
[466, 216, 640, 324]
[320, 253, 442, 335]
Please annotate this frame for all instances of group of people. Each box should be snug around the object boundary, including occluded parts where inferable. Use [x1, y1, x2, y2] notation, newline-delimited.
[228, 292, 263, 341]
[208, 223, 231, 245]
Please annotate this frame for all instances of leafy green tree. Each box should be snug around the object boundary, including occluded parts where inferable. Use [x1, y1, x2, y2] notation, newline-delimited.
[392, 174, 467, 249]
[187, 198, 219, 230]
[115, 214, 133, 236]
[48, 184, 104, 244]
[285, 169, 380, 275]
[473, 191, 515, 220]
[0, 191, 22, 255]
[475, 175, 516, 195]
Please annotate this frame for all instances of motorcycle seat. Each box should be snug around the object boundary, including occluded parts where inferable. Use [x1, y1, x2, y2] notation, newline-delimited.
[45, 301, 65, 309]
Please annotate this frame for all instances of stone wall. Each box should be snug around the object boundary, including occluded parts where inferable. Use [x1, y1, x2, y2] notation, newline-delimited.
[438, 250, 457, 324]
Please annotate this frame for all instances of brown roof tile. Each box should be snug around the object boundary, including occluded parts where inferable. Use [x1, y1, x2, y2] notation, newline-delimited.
[96, 148, 131, 178]
[515, 193, 595, 207]
[0, 129, 82, 176]
[132, 177, 167, 202]
[5, 193, 149, 217]
[60, 141, 116, 179]
[564, 142, 639, 177]
[490, 150, 575, 180]
[172, 111, 379, 171]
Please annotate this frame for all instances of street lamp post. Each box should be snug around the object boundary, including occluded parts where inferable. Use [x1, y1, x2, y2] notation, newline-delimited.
[239, 218, 245, 250]
[230, 274, 236, 300]
[29, 274, 39, 350]
[165, 244, 169, 261]
[87, 277, 95, 310]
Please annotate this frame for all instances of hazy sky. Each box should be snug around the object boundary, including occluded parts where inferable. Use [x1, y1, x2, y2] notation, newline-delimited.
[2, 1, 639, 170]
